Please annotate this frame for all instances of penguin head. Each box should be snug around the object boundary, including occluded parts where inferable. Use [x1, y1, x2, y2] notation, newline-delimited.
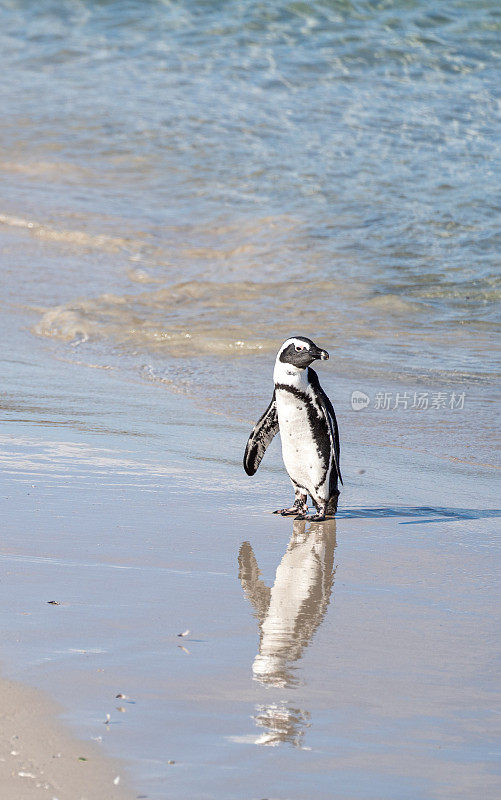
[277, 337, 329, 369]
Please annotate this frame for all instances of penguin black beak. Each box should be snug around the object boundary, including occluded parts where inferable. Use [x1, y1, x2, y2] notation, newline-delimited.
[310, 346, 329, 361]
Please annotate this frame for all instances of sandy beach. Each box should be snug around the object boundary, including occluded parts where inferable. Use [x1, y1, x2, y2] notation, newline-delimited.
[0, 676, 134, 800]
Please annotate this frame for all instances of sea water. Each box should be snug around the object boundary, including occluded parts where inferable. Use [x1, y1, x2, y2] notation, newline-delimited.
[1, 0, 499, 398]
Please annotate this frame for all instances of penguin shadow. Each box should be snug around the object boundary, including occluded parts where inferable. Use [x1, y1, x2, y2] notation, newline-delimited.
[238, 518, 337, 746]
[335, 505, 501, 524]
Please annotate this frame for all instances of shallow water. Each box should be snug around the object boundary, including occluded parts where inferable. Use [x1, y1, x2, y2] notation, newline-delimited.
[1, 0, 500, 403]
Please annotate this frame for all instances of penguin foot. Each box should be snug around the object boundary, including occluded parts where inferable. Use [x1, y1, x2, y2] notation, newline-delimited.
[294, 509, 327, 522]
[273, 499, 308, 516]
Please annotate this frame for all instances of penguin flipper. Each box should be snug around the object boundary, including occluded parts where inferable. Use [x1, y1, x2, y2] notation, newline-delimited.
[308, 369, 343, 485]
[243, 392, 279, 476]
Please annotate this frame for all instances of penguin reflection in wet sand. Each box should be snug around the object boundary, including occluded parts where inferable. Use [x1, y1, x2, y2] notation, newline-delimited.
[244, 337, 342, 520]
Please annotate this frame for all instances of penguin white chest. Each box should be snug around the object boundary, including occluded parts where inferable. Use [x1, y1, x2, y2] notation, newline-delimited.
[275, 388, 322, 490]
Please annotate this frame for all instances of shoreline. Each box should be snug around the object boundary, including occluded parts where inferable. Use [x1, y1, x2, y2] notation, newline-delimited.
[0, 673, 135, 800]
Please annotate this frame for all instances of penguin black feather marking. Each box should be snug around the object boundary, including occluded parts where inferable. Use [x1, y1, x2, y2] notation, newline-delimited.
[308, 368, 343, 486]
[244, 337, 342, 521]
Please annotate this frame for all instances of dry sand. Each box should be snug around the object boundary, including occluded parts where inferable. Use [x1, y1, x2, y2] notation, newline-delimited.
[0, 675, 135, 800]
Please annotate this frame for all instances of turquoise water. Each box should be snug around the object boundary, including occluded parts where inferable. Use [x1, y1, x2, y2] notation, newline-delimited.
[1, 0, 499, 392]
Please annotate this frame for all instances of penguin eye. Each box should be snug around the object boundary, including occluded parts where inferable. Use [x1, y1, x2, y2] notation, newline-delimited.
[295, 345, 305, 352]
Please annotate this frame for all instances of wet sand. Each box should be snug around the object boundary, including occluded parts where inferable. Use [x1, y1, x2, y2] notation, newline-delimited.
[1, 317, 499, 800]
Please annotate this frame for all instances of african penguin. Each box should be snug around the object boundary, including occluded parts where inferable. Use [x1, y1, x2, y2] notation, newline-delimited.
[244, 336, 342, 521]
